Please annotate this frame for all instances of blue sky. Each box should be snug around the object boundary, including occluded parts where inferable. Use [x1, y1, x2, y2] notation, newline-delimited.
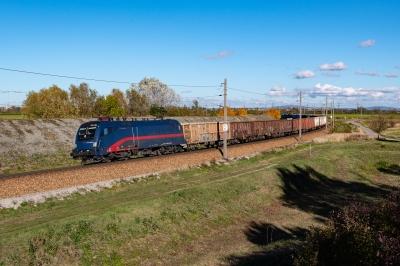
[0, 0, 399, 109]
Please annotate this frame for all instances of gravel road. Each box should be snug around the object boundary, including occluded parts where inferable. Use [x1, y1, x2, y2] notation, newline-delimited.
[0, 129, 326, 200]
[346, 121, 400, 142]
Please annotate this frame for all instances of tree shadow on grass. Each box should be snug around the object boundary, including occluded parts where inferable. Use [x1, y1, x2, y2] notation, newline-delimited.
[222, 165, 394, 266]
[277, 165, 392, 222]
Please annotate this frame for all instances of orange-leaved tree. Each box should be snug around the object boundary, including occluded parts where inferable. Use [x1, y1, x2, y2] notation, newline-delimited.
[218, 107, 237, 116]
[236, 108, 248, 116]
[265, 109, 281, 119]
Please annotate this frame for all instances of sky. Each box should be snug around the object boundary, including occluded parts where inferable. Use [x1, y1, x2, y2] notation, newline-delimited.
[0, 0, 399, 109]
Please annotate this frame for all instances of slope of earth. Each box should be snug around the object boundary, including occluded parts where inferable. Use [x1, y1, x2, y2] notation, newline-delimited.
[0, 115, 274, 175]
[0, 140, 398, 265]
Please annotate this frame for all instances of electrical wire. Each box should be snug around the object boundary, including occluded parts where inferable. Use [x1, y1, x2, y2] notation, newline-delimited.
[227, 87, 267, 96]
[0, 90, 29, 93]
[0, 67, 220, 88]
[196, 97, 223, 107]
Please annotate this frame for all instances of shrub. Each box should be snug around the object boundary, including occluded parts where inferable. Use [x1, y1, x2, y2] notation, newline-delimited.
[294, 189, 400, 265]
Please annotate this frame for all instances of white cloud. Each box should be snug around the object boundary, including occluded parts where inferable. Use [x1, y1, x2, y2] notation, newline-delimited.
[180, 90, 193, 93]
[395, 66, 400, 69]
[371, 87, 399, 93]
[370, 92, 385, 98]
[385, 72, 398, 78]
[267, 86, 286, 97]
[294, 70, 316, 79]
[322, 72, 341, 78]
[297, 84, 399, 102]
[201, 50, 234, 59]
[355, 70, 379, 77]
[318, 62, 348, 71]
[357, 39, 375, 47]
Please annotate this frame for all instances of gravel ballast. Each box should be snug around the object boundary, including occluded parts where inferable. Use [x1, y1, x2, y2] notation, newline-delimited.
[0, 130, 326, 202]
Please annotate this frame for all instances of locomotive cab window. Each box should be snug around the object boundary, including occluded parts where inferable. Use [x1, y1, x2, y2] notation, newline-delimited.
[78, 123, 99, 141]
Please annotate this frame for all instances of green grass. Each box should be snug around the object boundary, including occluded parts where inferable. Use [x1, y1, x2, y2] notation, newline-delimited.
[315, 113, 400, 118]
[0, 115, 25, 119]
[380, 127, 400, 140]
[0, 151, 81, 175]
[0, 140, 398, 265]
[330, 120, 359, 133]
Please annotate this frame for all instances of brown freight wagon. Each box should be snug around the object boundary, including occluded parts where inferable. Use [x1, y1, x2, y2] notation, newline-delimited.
[293, 117, 316, 132]
[181, 122, 230, 149]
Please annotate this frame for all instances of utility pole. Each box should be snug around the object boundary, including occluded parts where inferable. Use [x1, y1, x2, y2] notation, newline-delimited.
[222, 79, 227, 160]
[361, 104, 363, 120]
[314, 105, 315, 115]
[326, 96, 328, 135]
[307, 103, 308, 115]
[299, 91, 302, 144]
[206, 105, 207, 116]
[357, 102, 359, 115]
[333, 99, 335, 129]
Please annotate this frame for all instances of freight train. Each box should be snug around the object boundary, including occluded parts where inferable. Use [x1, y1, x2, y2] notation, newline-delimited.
[70, 116, 326, 163]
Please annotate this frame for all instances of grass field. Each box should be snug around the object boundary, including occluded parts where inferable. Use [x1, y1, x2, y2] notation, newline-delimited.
[0, 151, 81, 175]
[0, 140, 398, 265]
[315, 113, 400, 118]
[0, 115, 25, 119]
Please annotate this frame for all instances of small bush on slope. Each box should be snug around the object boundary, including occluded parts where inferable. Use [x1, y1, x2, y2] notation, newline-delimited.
[295, 188, 400, 266]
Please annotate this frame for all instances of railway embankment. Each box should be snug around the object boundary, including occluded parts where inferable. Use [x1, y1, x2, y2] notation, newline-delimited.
[0, 115, 275, 174]
[0, 129, 324, 204]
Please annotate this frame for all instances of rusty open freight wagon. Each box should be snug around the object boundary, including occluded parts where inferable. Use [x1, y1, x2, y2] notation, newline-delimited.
[181, 122, 231, 149]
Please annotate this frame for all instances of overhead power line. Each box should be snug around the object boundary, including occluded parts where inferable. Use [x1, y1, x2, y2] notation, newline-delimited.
[0, 67, 219, 88]
[0, 90, 29, 93]
[227, 87, 267, 96]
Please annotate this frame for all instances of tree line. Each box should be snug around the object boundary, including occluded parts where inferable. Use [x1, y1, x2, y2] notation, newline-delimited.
[22, 77, 187, 118]
[21, 77, 285, 119]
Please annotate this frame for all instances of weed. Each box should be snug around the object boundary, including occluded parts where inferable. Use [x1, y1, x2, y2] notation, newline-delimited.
[104, 251, 125, 266]
[142, 217, 158, 233]
[106, 223, 120, 235]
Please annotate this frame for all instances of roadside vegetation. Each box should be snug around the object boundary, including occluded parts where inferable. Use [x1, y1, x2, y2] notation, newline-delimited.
[0, 139, 398, 265]
[330, 120, 359, 133]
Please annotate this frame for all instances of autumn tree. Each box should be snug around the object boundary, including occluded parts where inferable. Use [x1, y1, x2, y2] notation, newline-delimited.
[93, 96, 106, 116]
[69, 83, 98, 117]
[218, 107, 236, 116]
[22, 85, 73, 118]
[125, 85, 149, 116]
[111, 88, 127, 109]
[236, 108, 248, 116]
[191, 100, 205, 116]
[131, 77, 181, 108]
[369, 116, 389, 139]
[265, 109, 281, 119]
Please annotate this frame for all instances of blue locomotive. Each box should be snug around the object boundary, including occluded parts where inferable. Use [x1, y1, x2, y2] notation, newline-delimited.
[70, 118, 186, 163]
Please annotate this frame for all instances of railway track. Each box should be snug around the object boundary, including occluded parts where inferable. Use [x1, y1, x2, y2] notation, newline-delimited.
[0, 128, 325, 182]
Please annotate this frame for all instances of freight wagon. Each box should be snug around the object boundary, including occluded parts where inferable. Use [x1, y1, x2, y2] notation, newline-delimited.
[71, 116, 326, 163]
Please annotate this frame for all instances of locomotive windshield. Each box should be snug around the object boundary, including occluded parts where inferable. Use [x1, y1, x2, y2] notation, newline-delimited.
[78, 122, 99, 141]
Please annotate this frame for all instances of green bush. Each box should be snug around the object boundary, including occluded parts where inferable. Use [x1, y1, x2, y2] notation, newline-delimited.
[294, 189, 400, 265]
[331, 121, 358, 133]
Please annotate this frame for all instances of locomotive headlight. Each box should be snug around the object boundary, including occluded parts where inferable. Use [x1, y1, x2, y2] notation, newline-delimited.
[93, 142, 97, 147]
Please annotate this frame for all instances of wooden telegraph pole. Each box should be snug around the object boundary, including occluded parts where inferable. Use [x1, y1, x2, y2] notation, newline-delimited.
[222, 79, 227, 160]
[299, 91, 302, 144]
[326, 96, 328, 135]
